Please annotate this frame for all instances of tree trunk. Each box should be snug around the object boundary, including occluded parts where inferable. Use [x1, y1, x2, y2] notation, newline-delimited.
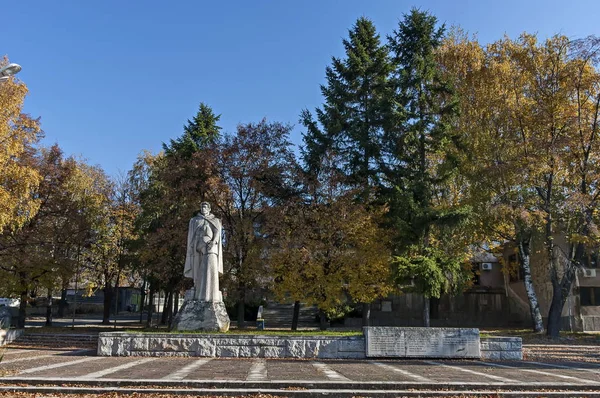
[113, 280, 120, 315]
[430, 297, 440, 320]
[362, 302, 371, 327]
[173, 292, 180, 316]
[237, 298, 245, 329]
[291, 301, 300, 331]
[58, 289, 68, 318]
[156, 291, 162, 326]
[542, 188, 573, 339]
[422, 296, 430, 327]
[102, 282, 112, 325]
[45, 288, 53, 327]
[169, 292, 178, 328]
[547, 283, 564, 338]
[139, 279, 146, 323]
[146, 285, 155, 328]
[237, 284, 246, 329]
[518, 235, 544, 333]
[18, 288, 27, 329]
[318, 309, 328, 331]
[161, 290, 172, 325]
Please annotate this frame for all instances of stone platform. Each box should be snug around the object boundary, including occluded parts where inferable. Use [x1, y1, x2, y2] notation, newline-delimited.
[97, 332, 365, 358]
[480, 336, 523, 360]
[97, 328, 522, 360]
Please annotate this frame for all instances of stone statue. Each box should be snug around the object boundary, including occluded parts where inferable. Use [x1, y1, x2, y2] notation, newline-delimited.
[184, 202, 223, 302]
[173, 202, 230, 332]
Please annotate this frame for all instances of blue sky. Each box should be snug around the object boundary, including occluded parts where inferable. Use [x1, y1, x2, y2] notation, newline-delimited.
[2, 0, 599, 176]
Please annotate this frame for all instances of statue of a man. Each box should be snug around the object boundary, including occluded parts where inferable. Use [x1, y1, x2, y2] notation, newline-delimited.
[183, 202, 223, 302]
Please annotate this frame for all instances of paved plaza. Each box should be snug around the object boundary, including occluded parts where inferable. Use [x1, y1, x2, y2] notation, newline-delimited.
[1, 347, 600, 396]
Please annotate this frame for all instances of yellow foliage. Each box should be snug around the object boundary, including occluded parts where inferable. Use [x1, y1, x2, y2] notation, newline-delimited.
[0, 58, 42, 233]
[269, 195, 392, 313]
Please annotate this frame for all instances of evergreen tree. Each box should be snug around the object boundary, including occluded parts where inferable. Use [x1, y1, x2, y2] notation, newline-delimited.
[163, 103, 221, 158]
[386, 9, 470, 326]
[301, 17, 393, 196]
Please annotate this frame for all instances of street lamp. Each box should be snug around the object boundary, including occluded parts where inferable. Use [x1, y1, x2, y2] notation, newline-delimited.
[0, 63, 22, 83]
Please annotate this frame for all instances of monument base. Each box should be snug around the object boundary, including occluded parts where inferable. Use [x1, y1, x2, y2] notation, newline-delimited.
[364, 327, 480, 358]
[173, 300, 230, 332]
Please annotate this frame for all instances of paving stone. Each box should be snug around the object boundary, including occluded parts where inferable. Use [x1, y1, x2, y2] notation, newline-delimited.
[0, 354, 78, 374]
[328, 361, 419, 382]
[28, 357, 136, 378]
[108, 358, 176, 379]
[467, 361, 575, 383]
[266, 359, 327, 381]
[4, 347, 600, 387]
[186, 358, 253, 380]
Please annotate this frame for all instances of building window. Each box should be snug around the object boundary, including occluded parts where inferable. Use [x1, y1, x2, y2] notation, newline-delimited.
[580, 287, 600, 306]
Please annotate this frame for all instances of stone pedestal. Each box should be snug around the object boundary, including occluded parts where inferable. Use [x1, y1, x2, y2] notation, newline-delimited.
[173, 300, 230, 332]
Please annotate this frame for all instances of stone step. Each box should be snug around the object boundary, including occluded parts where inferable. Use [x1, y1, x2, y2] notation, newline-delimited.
[251, 302, 321, 328]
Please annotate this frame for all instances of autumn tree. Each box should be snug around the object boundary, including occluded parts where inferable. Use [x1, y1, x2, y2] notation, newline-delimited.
[300, 16, 396, 325]
[207, 120, 297, 328]
[559, 36, 600, 334]
[0, 146, 108, 327]
[438, 32, 546, 332]
[106, 173, 139, 322]
[440, 31, 600, 336]
[268, 152, 391, 330]
[0, 57, 42, 233]
[486, 35, 597, 337]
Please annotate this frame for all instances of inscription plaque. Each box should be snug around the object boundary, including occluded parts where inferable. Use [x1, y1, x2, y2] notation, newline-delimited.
[364, 327, 480, 358]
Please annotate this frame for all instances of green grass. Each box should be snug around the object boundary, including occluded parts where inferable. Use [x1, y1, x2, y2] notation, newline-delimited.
[123, 328, 362, 337]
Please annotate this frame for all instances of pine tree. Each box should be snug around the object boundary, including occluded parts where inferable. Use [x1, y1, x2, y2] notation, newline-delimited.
[163, 103, 221, 158]
[302, 17, 393, 196]
[386, 9, 469, 327]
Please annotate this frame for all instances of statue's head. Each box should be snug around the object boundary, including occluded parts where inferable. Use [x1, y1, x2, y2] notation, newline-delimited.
[200, 202, 211, 216]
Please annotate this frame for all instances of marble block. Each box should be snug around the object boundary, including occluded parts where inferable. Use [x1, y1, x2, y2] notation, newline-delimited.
[364, 326, 480, 358]
[172, 300, 230, 332]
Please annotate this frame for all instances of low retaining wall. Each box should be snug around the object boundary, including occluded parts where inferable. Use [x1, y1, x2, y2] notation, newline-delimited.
[98, 330, 523, 360]
[0, 329, 23, 346]
[480, 337, 522, 360]
[98, 332, 365, 359]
